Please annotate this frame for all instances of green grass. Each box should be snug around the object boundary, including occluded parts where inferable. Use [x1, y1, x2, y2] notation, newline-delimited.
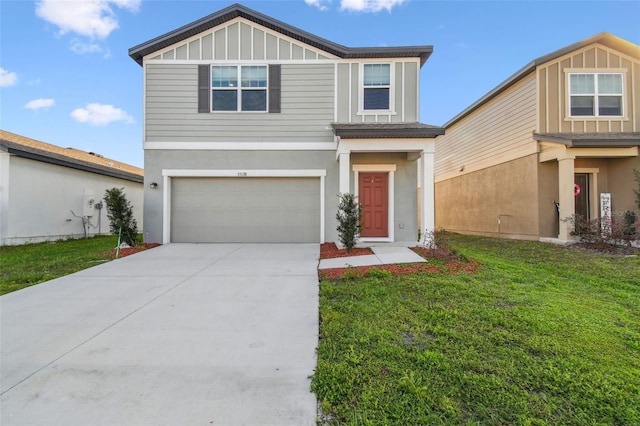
[312, 234, 640, 425]
[0, 235, 119, 295]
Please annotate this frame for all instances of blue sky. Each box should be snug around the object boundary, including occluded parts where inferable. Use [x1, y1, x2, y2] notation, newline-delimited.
[1, 0, 639, 168]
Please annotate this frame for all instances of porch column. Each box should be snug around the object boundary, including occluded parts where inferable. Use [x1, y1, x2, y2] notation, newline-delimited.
[420, 151, 435, 236]
[339, 152, 350, 194]
[558, 156, 575, 242]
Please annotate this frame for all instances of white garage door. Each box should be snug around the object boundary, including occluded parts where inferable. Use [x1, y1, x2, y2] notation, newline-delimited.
[170, 177, 321, 243]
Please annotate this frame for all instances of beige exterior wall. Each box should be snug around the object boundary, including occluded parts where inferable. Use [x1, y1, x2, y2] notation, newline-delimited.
[435, 73, 537, 180]
[435, 155, 540, 240]
[537, 43, 640, 133]
[537, 161, 559, 238]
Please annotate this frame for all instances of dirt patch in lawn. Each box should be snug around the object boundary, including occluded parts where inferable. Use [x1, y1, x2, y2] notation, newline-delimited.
[320, 242, 374, 259]
[99, 243, 161, 260]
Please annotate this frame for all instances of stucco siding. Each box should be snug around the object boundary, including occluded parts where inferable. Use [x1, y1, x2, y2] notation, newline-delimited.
[145, 63, 335, 142]
[143, 150, 419, 244]
[435, 155, 540, 239]
[2, 157, 143, 245]
[538, 43, 640, 133]
[435, 73, 537, 178]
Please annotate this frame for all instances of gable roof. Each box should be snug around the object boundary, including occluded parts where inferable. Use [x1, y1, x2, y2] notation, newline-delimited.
[445, 32, 640, 128]
[128, 3, 433, 67]
[0, 130, 144, 183]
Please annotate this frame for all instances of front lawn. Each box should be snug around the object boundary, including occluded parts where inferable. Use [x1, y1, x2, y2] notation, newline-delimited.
[0, 236, 119, 295]
[312, 234, 640, 425]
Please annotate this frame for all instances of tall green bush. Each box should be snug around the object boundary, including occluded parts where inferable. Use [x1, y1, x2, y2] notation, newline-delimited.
[104, 188, 138, 247]
[336, 193, 362, 252]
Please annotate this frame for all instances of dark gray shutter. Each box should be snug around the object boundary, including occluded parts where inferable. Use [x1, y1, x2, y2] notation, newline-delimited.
[198, 65, 210, 113]
[268, 64, 281, 113]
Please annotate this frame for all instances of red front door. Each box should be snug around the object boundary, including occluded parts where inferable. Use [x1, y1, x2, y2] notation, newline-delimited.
[359, 172, 388, 237]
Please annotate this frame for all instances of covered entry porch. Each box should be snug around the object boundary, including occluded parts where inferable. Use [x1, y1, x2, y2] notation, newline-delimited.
[535, 133, 640, 242]
[332, 123, 444, 243]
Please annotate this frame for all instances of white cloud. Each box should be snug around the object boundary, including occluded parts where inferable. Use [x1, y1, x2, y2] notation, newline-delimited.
[71, 103, 134, 126]
[24, 98, 56, 110]
[340, 0, 406, 12]
[305, 0, 331, 11]
[35, 0, 141, 39]
[0, 67, 18, 87]
[70, 39, 103, 54]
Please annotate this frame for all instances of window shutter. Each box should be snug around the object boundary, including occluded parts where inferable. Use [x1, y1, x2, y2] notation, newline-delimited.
[268, 64, 281, 113]
[198, 65, 210, 113]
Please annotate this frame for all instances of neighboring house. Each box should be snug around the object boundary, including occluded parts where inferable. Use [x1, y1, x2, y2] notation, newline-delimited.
[128, 3, 443, 244]
[0, 130, 144, 246]
[435, 33, 640, 242]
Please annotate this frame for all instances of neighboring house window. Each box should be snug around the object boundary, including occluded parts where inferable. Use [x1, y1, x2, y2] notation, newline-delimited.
[211, 65, 267, 112]
[569, 73, 623, 117]
[362, 64, 391, 111]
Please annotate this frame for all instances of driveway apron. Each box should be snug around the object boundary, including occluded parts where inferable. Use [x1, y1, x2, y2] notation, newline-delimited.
[0, 244, 319, 426]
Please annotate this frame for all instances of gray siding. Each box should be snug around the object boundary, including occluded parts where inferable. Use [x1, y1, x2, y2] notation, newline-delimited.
[145, 63, 335, 142]
[143, 149, 419, 244]
[335, 61, 420, 123]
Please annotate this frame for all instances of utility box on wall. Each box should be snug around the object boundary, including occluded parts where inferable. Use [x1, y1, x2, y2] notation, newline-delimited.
[83, 189, 96, 217]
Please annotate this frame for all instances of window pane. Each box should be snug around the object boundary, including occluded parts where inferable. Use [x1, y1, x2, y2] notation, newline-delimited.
[570, 96, 594, 116]
[598, 74, 622, 94]
[241, 90, 267, 111]
[212, 66, 238, 88]
[212, 90, 237, 111]
[364, 64, 390, 86]
[241, 66, 267, 88]
[598, 96, 622, 116]
[570, 74, 594, 94]
[364, 88, 390, 110]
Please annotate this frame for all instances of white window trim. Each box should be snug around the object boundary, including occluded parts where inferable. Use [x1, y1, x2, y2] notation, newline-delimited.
[358, 63, 395, 115]
[567, 72, 624, 118]
[211, 64, 268, 113]
[161, 169, 326, 244]
[352, 164, 396, 242]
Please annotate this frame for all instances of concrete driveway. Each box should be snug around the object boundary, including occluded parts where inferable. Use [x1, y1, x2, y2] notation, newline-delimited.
[1, 244, 319, 426]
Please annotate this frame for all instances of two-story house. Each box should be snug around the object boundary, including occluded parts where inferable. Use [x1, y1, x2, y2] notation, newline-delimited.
[435, 33, 640, 242]
[129, 3, 443, 244]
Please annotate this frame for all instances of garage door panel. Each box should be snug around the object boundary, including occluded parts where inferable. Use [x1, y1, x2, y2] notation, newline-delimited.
[171, 177, 320, 243]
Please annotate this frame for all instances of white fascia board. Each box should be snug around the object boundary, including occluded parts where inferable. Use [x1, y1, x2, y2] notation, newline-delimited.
[339, 138, 435, 154]
[145, 142, 337, 151]
[162, 169, 327, 177]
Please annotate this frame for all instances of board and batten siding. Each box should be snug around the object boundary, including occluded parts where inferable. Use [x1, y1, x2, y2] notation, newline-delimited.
[335, 61, 419, 124]
[148, 20, 333, 63]
[435, 73, 537, 179]
[538, 43, 640, 133]
[145, 63, 335, 142]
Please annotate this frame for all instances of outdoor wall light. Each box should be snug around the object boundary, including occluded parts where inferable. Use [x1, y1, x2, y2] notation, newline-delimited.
[149, 182, 158, 189]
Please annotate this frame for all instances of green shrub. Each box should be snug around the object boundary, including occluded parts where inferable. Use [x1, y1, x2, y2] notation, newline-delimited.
[336, 193, 362, 252]
[104, 188, 139, 247]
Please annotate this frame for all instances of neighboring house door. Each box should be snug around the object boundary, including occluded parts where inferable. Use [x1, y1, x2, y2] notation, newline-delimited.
[359, 173, 388, 237]
[574, 173, 590, 222]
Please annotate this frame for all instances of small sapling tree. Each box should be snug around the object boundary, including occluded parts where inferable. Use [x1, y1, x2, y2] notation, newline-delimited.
[104, 187, 138, 247]
[336, 193, 362, 252]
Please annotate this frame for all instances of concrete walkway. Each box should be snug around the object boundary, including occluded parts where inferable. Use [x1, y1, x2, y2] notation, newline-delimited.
[318, 246, 426, 269]
[1, 244, 319, 426]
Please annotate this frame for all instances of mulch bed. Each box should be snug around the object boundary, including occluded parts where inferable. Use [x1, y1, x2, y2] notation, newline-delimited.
[320, 242, 374, 259]
[99, 243, 161, 260]
[319, 243, 480, 280]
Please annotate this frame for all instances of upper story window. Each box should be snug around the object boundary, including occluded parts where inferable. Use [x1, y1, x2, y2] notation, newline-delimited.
[569, 73, 623, 117]
[362, 64, 391, 111]
[212, 65, 267, 112]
